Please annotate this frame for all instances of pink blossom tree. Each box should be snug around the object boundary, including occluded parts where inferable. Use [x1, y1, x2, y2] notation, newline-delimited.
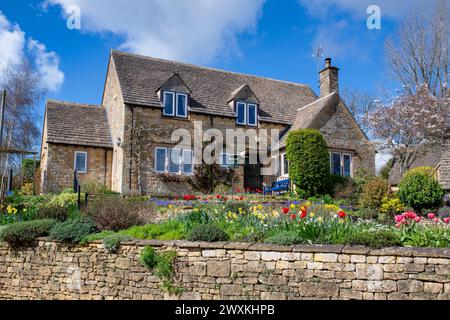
[364, 86, 449, 177]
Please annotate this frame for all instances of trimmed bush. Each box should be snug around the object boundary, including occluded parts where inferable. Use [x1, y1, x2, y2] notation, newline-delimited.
[398, 172, 444, 212]
[0, 219, 57, 248]
[187, 225, 229, 242]
[85, 196, 153, 231]
[286, 129, 330, 197]
[359, 177, 388, 209]
[49, 219, 97, 244]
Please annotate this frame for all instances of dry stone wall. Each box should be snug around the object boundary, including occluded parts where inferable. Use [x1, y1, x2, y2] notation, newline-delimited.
[0, 240, 448, 300]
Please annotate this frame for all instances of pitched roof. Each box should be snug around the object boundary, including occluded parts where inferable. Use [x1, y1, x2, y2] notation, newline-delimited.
[389, 147, 442, 186]
[45, 100, 113, 148]
[277, 92, 339, 148]
[111, 50, 318, 124]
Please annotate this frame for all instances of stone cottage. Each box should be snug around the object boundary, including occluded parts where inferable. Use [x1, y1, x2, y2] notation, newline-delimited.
[39, 52, 375, 195]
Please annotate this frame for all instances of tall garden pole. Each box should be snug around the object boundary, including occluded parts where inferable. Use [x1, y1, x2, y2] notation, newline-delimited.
[0, 90, 6, 146]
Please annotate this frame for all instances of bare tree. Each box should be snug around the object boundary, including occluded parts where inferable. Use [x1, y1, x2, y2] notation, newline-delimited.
[0, 60, 44, 193]
[385, 0, 449, 97]
[364, 87, 449, 177]
[341, 88, 378, 133]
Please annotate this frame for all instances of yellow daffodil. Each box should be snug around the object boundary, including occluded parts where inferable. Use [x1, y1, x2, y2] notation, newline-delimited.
[258, 204, 263, 210]
[290, 203, 296, 209]
[168, 204, 173, 210]
[309, 212, 315, 218]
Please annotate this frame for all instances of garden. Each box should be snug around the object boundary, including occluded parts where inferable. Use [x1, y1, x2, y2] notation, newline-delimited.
[1, 130, 449, 253]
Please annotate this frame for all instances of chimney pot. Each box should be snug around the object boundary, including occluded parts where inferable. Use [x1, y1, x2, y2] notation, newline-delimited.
[325, 58, 331, 68]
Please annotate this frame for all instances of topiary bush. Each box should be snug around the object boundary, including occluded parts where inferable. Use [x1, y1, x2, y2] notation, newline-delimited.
[0, 219, 57, 248]
[359, 177, 388, 209]
[398, 172, 444, 212]
[187, 225, 229, 242]
[49, 218, 97, 244]
[286, 129, 330, 197]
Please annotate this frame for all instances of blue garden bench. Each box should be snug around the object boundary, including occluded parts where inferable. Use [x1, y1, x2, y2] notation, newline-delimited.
[263, 179, 290, 195]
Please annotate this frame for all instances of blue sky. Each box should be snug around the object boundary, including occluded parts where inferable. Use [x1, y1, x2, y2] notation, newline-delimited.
[0, 0, 428, 109]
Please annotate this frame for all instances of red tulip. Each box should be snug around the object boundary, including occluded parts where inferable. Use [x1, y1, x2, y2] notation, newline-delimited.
[282, 207, 290, 214]
[338, 211, 346, 219]
[291, 214, 297, 220]
[300, 210, 307, 219]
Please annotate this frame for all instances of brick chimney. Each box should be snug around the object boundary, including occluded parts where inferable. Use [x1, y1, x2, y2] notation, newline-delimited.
[319, 58, 339, 97]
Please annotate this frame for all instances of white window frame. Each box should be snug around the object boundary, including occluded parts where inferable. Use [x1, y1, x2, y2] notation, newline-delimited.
[74, 151, 88, 174]
[236, 102, 247, 125]
[247, 103, 258, 127]
[163, 91, 175, 116]
[176, 93, 188, 118]
[281, 153, 289, 177]
[155, 147, 168, 173]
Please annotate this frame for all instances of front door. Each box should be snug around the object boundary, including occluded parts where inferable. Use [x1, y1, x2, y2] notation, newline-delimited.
[244, 155, 262, 192]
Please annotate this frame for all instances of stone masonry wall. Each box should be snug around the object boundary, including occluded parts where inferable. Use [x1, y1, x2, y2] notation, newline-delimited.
[0, 240, 448, 300]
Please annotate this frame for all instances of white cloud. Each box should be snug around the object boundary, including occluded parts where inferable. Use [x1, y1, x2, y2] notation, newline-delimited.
[0, 11, 64, 92]
[45, 0, 265, 63]
[28, 39, 65, 92]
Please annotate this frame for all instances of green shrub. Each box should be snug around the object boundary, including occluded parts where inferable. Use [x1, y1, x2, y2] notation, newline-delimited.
[82, 182, 118, 196]
[85, 196, 152, 231]
[49, 219, 97, 244]
[0, 219, 57, 248]
[359, 177, 388, 209]
[140, 246, 158, 269]
[187, 225, 229, 242]
[120, 220, 186, 240]
[103, 234, 132, 253]
[344, 229, 401, 248]
[379, 196, 405, 222]
[403, 166, 435, 179]
[47, 192, 81, 208]
[264, 231, 303, 245]
[37, 206, 68, 221]
[286, 129, 330, 197]
[398, 172, 444, 212]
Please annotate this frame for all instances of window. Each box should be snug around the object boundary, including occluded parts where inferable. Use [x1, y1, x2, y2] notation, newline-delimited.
[163, 91, 175, 116]
[182, 149, 193, 174]
[176, 93, 188, 118]
[168, 148, 181, 173]
[74, 151, 87, 174]
[331, 152, 352, 177]
[154, 147, 193, 175]
[247, 104, 257, 126]
[220, 153, 231, 168]
[236, 102, 246, 125]
[235, 101, 258, 126]
[281, 153, 289, 176]
[155, 148, 167, 173]
[163, 91, 188, 118]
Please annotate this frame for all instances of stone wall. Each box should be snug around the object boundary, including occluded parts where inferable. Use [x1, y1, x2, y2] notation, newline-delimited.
[0, 240, 448, 300]
[40, 144, 113, 194]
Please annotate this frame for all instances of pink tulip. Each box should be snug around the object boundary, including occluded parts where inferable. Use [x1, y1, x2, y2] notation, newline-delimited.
[414, 216, 422, 223]
[428, 213, 436, 220]
[433, 218, 440, 223]
[444, 217, 450, 224]
[405, 211, 417, 219]
[394, 215, 405, 222]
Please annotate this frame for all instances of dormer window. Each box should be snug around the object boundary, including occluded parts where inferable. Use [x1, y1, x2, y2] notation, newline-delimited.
[235, 101, 258, 127]
[163, 91, 188, 118]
